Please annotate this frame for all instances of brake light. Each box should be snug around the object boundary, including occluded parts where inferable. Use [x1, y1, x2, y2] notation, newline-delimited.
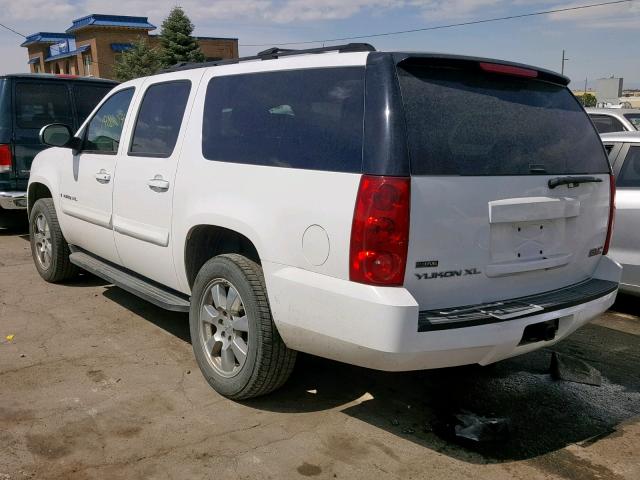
[0, 144, 12, 173]
[350, 175, 410, 286]
[603, 175, 616, 255]
[479, 62, 538, 79]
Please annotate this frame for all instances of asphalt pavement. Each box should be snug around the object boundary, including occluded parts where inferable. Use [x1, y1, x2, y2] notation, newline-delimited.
[1, 227, 638, 480]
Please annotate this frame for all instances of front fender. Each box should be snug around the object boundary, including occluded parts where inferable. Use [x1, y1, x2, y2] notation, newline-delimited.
[27, 147, 63, 215]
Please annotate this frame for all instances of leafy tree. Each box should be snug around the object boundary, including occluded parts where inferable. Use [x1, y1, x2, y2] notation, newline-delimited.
[159, 7, 205, 67]
[577, 93, 597, 107]
[112, 38, 162, 82]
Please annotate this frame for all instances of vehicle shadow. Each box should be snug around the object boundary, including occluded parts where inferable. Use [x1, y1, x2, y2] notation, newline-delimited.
[102, 286, 190, 342]
[0, 225, 29, 237]
[611, 292, 639, 317]
[99, 284, 640, 463]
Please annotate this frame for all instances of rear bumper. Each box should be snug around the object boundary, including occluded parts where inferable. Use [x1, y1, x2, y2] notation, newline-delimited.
[264, 256, 622, 371]
[0, 191, 27, 210]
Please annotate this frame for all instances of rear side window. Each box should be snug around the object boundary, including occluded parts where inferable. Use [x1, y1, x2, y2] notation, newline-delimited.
[624, 114, 640, 130]
[74, 84, 114, 123]
[0, 80, 10, 143]
[590, 114, 626, 134]
[83, 88, 134, 154]
[398, 65, 610, 176]
[202, 67, 365, 172]
[129, 81, 191, 157]
[15, 82, 73, 129]
[618, 146, 640, 188]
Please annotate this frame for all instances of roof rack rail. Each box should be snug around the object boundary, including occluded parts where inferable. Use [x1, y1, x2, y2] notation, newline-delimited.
[162, 43, 375, 73]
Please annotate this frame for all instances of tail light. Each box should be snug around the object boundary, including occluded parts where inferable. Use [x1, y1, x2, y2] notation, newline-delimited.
[479, 62, 538, 79]
[349, 175, 410, 286]
[603, 174, 616, 255]
[0, 144, 12, 173]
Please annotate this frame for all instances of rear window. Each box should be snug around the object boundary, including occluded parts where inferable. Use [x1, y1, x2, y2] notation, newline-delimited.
[624, 113, 640, 130]
[202, 67, 365, 173]
[74, 84, 114, 123]
[618, 146, 640, 188]
[15, 82, 73, 129]
[590, 114, 626, 134]
[398, 65, 609, 175]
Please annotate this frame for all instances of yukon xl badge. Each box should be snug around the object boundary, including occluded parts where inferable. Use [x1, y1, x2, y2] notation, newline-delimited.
[415, 268, 481, 280]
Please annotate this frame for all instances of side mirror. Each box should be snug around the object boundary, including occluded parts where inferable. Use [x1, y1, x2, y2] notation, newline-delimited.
[39, 124, 80, 149]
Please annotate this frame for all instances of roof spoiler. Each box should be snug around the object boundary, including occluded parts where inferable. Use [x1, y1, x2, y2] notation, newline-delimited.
[395, 53, 570, 86]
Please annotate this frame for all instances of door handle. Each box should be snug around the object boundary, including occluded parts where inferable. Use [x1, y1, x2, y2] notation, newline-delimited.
[147, 175, 170, 192]
[95, 169, 111, 184]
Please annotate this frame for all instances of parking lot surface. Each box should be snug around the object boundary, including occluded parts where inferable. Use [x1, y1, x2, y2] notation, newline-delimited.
[1, 228, 639, 480]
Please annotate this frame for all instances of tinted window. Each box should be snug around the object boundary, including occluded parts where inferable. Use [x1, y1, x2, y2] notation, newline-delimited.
[590, 114, 626, 134]
[0, 80, 10, 143]
[74, 84, 114, 123]
[83, 88, 134, 154]
[129, 81, 191, 157]
[618, 146, 640, 188]
[624, 113, 640, 130]
[398, 65, 610, 175]
[15, 82, 73, 129]
[202, 68, 365, 172]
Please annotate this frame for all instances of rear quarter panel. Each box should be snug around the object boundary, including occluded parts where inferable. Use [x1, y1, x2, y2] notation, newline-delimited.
[171, 54, 370, 294]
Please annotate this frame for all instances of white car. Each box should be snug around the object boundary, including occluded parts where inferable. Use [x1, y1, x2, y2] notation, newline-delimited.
[27, 44, 621, 399]
[586, 108, 640, 133]
[601, 131, 640, 295]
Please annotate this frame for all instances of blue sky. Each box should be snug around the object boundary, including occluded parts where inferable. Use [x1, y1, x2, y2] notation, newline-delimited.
[1, 0, 639, 88]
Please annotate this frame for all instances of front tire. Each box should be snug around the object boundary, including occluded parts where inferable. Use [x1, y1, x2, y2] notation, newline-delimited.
[189, 254, 296, 400]
[29, 198, 78, 282]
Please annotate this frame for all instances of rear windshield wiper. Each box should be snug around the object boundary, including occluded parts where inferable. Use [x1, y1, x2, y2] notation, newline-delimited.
[548, 176, 603, 189]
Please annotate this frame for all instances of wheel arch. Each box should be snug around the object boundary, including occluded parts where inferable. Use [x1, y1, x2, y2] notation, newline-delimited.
[27, 182, 53, 216]
[184, 224, 261, 289]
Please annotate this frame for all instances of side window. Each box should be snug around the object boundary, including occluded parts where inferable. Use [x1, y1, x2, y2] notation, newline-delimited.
[74, 84, 114, 123]
[590, 115, 625, 134]
[15, 82, 73, 129]
[83, 88, 134, 154]
[129, 80, 191, 157]
[202, 67, 365, 173]
[617, 146, 640, 188]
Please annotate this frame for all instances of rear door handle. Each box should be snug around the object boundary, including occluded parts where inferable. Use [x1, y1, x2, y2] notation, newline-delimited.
[147, 175, 170, 192]
[95, 169, 111, 184]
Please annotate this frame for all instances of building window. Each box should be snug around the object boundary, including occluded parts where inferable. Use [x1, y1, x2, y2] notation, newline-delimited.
[83, 54, 92, 77]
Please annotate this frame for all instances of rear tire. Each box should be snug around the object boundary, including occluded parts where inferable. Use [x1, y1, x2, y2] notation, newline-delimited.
[29, 198, 78, 282]
[189, 254, 296, 399]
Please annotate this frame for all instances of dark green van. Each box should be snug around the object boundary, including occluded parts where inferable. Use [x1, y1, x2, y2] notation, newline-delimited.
[0, 74, 116, 227]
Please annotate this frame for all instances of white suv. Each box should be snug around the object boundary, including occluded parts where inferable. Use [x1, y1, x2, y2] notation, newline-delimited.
[28, 44, 621, 399]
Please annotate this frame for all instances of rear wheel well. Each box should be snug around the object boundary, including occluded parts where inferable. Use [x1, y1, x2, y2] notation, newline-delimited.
[28, 183, 52, 216]
[185, 225, 260, 289]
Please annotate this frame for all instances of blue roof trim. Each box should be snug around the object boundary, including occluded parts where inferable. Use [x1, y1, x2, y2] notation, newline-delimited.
[27, 58, 40, 65]
[67, 14, 156, 33]
[111, 43, 133, 53]
[21, 32, 74, 47]
[44, 44, 90, 62]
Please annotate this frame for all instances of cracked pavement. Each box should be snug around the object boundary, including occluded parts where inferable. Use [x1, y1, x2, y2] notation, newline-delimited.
[0, 227, 639, 479]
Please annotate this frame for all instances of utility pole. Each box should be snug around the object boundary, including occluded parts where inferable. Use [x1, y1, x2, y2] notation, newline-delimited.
[561, 49, 569, 75]
[583, 77, 588, 106]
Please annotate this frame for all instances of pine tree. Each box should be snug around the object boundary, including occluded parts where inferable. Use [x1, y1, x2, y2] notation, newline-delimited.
[159, 7, 205, 67]
[112, 38, 162, 82]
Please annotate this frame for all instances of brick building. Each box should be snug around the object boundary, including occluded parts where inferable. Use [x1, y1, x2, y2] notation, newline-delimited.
[21, 14, 239, 80]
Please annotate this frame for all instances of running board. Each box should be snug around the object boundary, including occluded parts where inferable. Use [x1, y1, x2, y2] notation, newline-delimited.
[69, 251, 190, 312]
